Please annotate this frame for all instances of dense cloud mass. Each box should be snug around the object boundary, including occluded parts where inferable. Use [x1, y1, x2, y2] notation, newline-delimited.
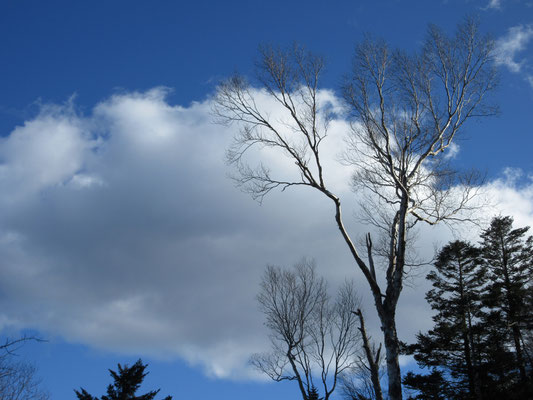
[0, 88, 532, 379]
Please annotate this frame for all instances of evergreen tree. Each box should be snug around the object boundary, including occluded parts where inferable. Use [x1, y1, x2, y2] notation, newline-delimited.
[75, 359, 172, 400]
[403, 369, 450, 400]
[405, 218, 533, 399]
[308, 385, 321, 400]
[405, 241, 487, 399]
[480, 216, 533, 393]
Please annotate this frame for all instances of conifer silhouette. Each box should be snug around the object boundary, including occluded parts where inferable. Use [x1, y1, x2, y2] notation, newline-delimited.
[75, 359, 172, 400]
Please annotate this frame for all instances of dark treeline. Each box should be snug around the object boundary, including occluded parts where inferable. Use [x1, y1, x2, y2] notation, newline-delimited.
[404, 216, 533, 400]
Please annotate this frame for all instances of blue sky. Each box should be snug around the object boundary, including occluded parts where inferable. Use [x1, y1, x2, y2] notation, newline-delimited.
[1, 1, 533, 399]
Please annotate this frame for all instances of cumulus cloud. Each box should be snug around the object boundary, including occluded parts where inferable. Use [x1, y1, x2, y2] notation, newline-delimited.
[0, 88, 354, 378]
[0, 104, 94, 202]
[0, 88, 532, 380]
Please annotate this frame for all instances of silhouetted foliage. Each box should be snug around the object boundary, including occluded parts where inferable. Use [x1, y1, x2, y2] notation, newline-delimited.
[405, 241, 487, 399]
[403, 370, 450, 400]
[75, 359, 172, 400]
[308, 385, 321, 400]
[405, 217, 533, 399]
[479, 216, 533, 397]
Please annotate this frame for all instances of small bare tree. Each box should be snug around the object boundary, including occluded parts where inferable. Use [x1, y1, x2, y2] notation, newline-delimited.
[252, 260, 361, 400]
[0, 338, 49, 400]
[0, 359, 49, 400]
[215, 18, 497, 400]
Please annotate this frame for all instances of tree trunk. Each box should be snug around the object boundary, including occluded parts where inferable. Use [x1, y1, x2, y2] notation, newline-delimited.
[458, 260, 479, 399]
[502, 260, 527, 383]
[511, 324, 527, 383]
[356, 309, 384, 400]
[331, 195, 404, 400]
[462, 325, 476, 397]
[380, 310, 402, 400]
[287, 350, 309, 400]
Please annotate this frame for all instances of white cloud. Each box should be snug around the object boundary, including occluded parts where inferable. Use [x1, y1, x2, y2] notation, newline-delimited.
[485, 0, 502, 10]
[443, 142, 460, 160]
[0, 109, 95, 202]
[495, 24, 533, 73]
[0, 89, 532, 380]
[484, 169, 533, 226]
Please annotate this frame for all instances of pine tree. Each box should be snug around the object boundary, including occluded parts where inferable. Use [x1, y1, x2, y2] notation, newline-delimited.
[403, 369, 450, 400]
[405, 241, 487, 399]
[75, 359, 172, 400]
[308, 385, 321, 400]
[405, 218, 533, 399]
[480, 216, 533, 393]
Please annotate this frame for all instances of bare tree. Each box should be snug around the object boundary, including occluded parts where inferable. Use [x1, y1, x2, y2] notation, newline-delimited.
[215, 18, 497, 400]
[0, 359, 48, 400]
[252, 260, 361, 400]
[0, 338, 49, 400]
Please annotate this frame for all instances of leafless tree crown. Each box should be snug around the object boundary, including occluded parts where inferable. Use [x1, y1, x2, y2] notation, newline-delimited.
[343, 20, 497, 230]
[0, 338, 49, 400]
[252, 260, 361, 400]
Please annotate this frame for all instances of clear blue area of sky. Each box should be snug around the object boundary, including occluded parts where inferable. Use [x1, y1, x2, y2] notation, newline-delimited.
[1, 0, 532, 399]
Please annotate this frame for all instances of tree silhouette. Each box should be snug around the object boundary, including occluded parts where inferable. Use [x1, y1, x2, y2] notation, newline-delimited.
[405, 217, 533, 399]
[75, 359, 172, 400]
[404, 241, 487, 399]
[403, 370, 450, 400]
[251, 261, 361, 400]
[480, 216, 533, 395]
[308, 385, 321, 400]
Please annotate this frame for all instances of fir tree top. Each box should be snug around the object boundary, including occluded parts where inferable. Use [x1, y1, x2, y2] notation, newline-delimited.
[75, 359, 172, 400]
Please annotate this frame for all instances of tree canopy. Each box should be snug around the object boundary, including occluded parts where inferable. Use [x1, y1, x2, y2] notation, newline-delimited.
[405, 216, 533, 399]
